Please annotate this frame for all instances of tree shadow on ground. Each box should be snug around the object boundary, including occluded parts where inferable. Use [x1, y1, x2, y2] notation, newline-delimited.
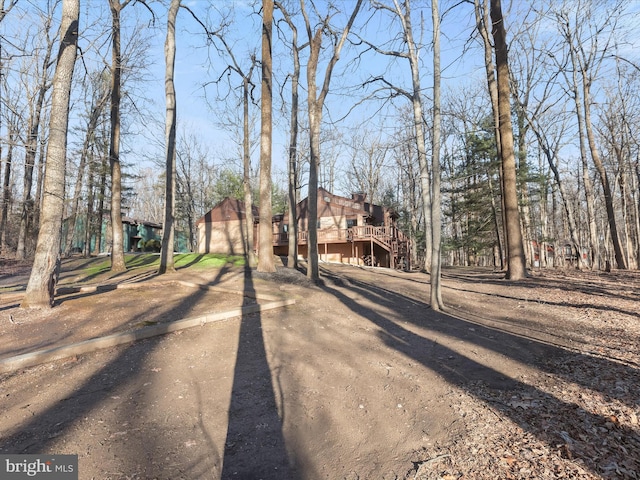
[318, 267, 640, 478]
[53, 261, 235, 306]
[442, 267, 640, 303]
[0, 266, 238, 477]
[176, 254, 205, 270]
[373, 265, 639, 326]
[444, 282, 639, 319]
[221, 266, 295, 479]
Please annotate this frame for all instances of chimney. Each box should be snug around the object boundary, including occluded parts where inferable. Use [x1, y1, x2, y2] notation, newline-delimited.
[351, 192, 366, 203]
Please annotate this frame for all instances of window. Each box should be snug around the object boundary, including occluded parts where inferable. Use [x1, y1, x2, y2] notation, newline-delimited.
[347, 218, 357, 228]
[282, 224, 288, 233]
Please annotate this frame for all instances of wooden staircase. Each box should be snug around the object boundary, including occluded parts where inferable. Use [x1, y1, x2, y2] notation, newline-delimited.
[272, 224, 411, 270]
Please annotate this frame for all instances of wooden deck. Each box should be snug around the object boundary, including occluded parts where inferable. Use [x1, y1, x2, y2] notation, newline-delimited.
[273, 225, 406, 246]
[272, 226, 411, 269]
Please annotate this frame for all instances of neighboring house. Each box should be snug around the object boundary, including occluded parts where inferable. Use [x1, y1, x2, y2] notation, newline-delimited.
[196, 197, 258, 255]
[62, 215, 188, 254]
[197, 189, 411, 269]
[122, 217, 163, 252]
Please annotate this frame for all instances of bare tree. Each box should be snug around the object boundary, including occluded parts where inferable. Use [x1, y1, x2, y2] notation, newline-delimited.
[301, 0, 363, 282]
[512, 17, 588, 270]
[598, 64, 640, 269]
[0, 0, 18, 23]
[393, 119, 421, 268]
[340, 128, 386, 204]
[159, 0, 181, 274]
[366, 0, 433, 271]
[16, 1, 57, 260]
[0, 109, 19, 254]
[107, 0, 131, 272]
[64, 71, 110, 256]
[0, 1, 20, 252]
[22, 0, 79, 308]
[276, 0, 301, 269]
[430, 0, 443, 309]
[474, 0, 504, 270]
[258, 0, 276, 272]
[574, 4, 626, 269]
[200, 8, 259, 266]
[490, 0, 527, 280]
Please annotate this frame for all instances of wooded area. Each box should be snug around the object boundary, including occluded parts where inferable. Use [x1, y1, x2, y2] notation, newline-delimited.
[1, 0, 639, 305]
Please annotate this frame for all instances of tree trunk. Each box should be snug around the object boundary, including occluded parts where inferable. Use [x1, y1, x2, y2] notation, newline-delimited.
[515, 104, 535, 267]
[94, 155, 108, 255]
[0, 133, 14, 254]
[490, 0, 527, 280]
[84, 155, 96, 257]
[33, 129, 47, 231]
[400, 0, 432, 272]
[582, 78, 626, 269]
[16, 12, 55, 260]
[531, 125, 585, 269]
[65, 90, 108, 256]
[301, 0, 363, 282]
[108, 0, 127, 272]
[287, 82, 299, 269]
[22, 0, 79, 308]
[241, 76, 256, 266]
[561, 15, 598, 269]
[306, 27, 321, 282]
[159, 0, 180, 274]
[430, 0, 443, 310]
[63, 141, 87, 257]
[476, 0, 505, 271]
[281, 5, 300, 269]
[630, 154, 640, 269]
[258, 0, 275, 273]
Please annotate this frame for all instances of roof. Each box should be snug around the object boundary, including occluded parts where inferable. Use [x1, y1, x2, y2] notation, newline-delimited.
[122, 217, 163, 229]
[197, 190, 398, 226]
[196, 197, 259, 226]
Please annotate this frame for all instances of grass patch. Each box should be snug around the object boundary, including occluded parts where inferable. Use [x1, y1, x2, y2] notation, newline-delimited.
[173, 253, 246, 269]
[79, 259, 112, 276]
[79, 253, 245, 275]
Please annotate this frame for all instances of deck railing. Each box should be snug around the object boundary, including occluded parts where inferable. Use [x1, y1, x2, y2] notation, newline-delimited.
[273, 225, 404, 248]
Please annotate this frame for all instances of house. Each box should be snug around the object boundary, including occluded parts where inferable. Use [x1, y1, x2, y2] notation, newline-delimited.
[196, 197, 259, 255]
[122, 217, 163, 252]
[62, 215, 190, 254]
[197, 189, 411, 269]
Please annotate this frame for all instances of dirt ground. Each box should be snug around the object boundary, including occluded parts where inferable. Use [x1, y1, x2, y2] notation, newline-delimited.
[0, 257, 638, 479]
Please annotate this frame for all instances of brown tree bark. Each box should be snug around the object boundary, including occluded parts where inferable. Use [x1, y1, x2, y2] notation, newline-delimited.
[301, 0, 363, 282]
[108, 0, 131, 273]
[558, 9, 600, 269]
[475, 0, 505, 271]
[277, 2, 301, 269]
[396, 0, 432, 271]
[257, 0, 275, 273]
[22, 0, 79, 308]
[490, 0, 527, 280]
[582, 77, 626, 269]
[430, 0, 444, 310]
[159, 0, 180, 274]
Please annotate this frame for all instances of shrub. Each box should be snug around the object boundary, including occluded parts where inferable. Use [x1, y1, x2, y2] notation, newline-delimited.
[144, 239, 161, 252]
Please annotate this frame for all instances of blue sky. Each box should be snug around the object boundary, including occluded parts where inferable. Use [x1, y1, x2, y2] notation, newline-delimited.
[134, 0, 486, 181]
[6, 0, 637, 201]
[0, 0, 487, 192]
